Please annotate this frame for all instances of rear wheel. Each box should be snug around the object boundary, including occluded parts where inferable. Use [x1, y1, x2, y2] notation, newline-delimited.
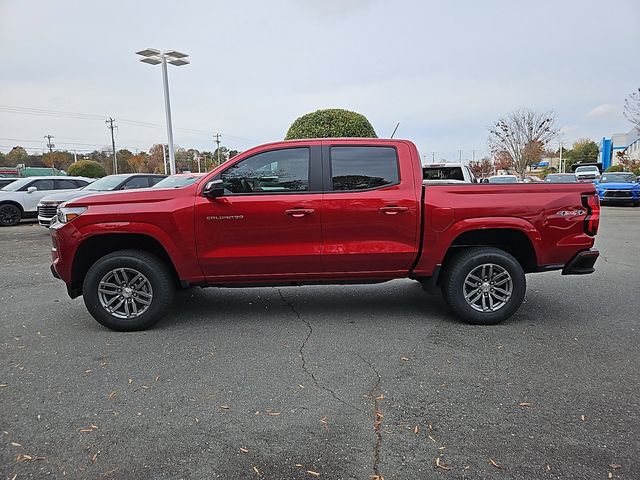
[0, 204, 22, 226]
[441, 247, 526, 325]
[82, 250, 175, 331]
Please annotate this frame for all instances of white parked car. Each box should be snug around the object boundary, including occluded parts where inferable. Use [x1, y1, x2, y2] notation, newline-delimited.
[423, 163, 477, 183]
[574, 165, 601, 182]
[0, 176, 92, 226]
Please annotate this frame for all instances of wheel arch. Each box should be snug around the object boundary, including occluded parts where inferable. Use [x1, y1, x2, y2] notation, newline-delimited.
[71, 233, 180, 295]
[0, 200, 25, 213]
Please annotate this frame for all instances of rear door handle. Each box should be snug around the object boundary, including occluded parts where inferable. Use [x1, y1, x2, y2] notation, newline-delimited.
[285, 208, 315, 217]
[379, 206, 409, 215]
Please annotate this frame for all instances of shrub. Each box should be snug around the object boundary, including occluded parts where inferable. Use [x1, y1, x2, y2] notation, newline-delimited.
[605, 165, 624, 172]
[285, 108, 377, 140]
[67, 160, 107, 178]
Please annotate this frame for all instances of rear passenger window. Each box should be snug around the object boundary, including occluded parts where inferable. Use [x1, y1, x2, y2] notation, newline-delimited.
[123, 177, 150, 189]
[330, 146, 399, 191]
[149, 176, 164, 186]
[26, 179, 54, 191]
[56, 179, 79, 189]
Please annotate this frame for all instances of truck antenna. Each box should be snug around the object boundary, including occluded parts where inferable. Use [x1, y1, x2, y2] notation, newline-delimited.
[390, 122, 400, 139]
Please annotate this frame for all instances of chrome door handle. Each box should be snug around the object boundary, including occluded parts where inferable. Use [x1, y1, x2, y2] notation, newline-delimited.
[285, 208, 315, 217]
[379, 206, 409, 215]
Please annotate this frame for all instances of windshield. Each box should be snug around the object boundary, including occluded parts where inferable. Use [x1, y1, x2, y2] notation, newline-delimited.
[423, 167, 464, 181]
[600, 173, 636, 183]
[489, 176, 518, 184]
[546, 175, 576, 183]
[0, 177, 33, 191]
[575, 166, 599, 173]
[83, 175, 127, 191]
[152, 175, 202, 188]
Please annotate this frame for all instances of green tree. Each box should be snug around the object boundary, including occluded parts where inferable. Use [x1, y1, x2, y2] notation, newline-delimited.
[116, 149, 134, 174]
[67, 160, 107, 178]
[565, 139, 599, 167]
[285, 108, 377, 140]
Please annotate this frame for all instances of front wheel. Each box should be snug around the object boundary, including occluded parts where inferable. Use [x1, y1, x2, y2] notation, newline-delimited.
[441, 247, 526, 325]
[0, 204, 22, 226]
[82, 250, 175, 331]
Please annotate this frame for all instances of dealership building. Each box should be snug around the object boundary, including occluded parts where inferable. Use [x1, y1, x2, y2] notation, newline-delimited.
[600, 126, 640, 169]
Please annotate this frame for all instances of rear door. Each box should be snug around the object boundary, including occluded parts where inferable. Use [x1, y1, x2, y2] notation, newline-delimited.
[320, 142, 420, 274]
[194, 145, 323, 281]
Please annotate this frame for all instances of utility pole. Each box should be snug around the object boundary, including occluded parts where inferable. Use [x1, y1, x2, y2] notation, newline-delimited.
[458, 150, 463, 163]
[432, 152, 435, 163]
[214, 133, 221, 165]
[472, 150, 476, 162]
[44, 135, 55, 168]
[73, 150, 78, 163]
[194, 152, 201, 173]
[106, 117, 118, 174]
[559, 141, 564, 173]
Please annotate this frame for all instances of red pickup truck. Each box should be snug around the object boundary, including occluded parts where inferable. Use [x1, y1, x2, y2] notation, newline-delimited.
[50, 139, 600, 331]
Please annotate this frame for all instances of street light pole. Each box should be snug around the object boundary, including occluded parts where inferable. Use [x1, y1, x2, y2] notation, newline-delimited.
[135, 48, 190, 176]
[160, 55, 176, 175]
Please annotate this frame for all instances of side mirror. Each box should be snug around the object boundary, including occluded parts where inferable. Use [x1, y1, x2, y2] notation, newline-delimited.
[27, 186, 37, 193]
[203, 179, 224, 198]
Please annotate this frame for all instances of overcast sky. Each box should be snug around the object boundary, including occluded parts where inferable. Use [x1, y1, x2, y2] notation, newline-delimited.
[1, 0, 638, 162]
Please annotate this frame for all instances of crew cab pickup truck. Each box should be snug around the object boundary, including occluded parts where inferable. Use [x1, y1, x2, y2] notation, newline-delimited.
[49, 139, 600, 331]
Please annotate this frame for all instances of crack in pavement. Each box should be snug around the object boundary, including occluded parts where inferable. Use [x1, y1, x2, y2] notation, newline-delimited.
[356, 352, 384, 480]
[277, 289, 365, 414]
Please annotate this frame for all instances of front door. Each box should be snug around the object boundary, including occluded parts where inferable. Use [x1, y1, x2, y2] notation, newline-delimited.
[194, 146, 323, 282]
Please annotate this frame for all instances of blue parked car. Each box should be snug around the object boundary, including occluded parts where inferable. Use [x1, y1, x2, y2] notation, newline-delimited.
[595, 172, 640, 206]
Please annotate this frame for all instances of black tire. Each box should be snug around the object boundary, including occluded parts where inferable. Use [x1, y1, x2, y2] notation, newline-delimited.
[0, 203, 22, 227]
[441, 247, 526, 325]
[82, 249, 175, 331]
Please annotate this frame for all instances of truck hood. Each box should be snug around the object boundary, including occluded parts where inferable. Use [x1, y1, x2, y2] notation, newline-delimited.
[64, 186, 189, 208]
[596, 183, 640, 190]
[39, 190, 100, 204]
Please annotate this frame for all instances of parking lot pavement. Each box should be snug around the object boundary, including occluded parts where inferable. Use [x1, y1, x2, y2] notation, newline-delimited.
[0, 207, 638, 479]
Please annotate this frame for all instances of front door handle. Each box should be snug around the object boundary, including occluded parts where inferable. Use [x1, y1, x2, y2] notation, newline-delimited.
[285, 208, 315, 218]
[379, 206, 409, 215]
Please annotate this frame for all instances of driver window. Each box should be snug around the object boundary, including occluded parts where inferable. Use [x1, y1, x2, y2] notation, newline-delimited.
[219, 148, 309, 194]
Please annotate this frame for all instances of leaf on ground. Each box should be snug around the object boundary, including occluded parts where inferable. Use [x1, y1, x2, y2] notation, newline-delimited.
[240, 447, 249, 453]
[428, 435, 436, 443]
[294, 463, 304, 467]
[435, 457, 451, 470]
[107, 390, 117, 401]
[608, 473, 612, 479]
[128, 379, 133, 384]
[413, 425, 419, 434]
[268, 412, 281, 416]
[298, 384, 304, 389]
[0, 384, 8, 387]
[78, 425, 98, 432]
[518, 402, 532, 407]
[581, 415, 585, 421]
[16, 454, 45, 462]
[609, 463, 621, 469]
[306, 470, 320, 477]
[219, 405, 231, 410]
[141, 385, 150, 389]
[253, 466, 260, 476]
[92, 451, 99, 462]
[11, 442, 22, 447]
[438, 446, 446, 450]
[375, 394, 384, 400]
[489, 458, 502, 468]
[155, 376, 160, 382]
[401, 357, 409, 361]
[546, 465, 551, 471]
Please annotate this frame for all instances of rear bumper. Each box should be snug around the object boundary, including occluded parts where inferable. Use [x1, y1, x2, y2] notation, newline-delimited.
[562, 248, 599, 275]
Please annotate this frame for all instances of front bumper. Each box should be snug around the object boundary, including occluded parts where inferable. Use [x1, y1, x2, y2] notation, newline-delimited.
[562, 248, 599, 275]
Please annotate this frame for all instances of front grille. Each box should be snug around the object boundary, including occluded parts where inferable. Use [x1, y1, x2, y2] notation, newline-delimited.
[37, 204, 58, 219]
[604, 190, 632, 198]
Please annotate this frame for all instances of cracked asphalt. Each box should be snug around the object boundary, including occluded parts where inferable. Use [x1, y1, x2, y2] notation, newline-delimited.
[1, 207, 639, 479]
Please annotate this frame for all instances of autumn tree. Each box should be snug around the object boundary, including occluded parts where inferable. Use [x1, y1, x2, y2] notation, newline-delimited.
[148, 144, 166, 173]
[5, 146, 29, 166]
[488, 109, 559, 179]
[43, 151, 71, 169]
[493, 150, 513, 172]
[624, 87, 640, 130]
[468, 157, 493, 178]
[128, 153, 148, 173]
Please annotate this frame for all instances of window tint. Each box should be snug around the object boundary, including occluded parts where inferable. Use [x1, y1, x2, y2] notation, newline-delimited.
[220, 148, 309, 193]
[330, 146, 399, 191]
[148, 176, 165, 186]
[423, 167, 464, 181]
[122, 177, 150, 189]
[56, 179, 79, 189]
[25, 179, 54, 191]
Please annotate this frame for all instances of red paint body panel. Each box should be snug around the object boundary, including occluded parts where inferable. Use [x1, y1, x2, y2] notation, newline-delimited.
[50, 138, 598, 289]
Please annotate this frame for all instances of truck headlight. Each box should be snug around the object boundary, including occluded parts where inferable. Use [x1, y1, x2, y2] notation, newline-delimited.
[57, 206, 87, 223]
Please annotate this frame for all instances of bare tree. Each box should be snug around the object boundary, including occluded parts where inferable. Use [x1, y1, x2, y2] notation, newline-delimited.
[624, 87, 640, 130]
[488, 109, 559, 179]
